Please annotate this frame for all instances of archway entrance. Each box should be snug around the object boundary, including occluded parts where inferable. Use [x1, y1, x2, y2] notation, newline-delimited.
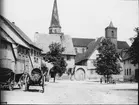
[75, 68, 85, 81]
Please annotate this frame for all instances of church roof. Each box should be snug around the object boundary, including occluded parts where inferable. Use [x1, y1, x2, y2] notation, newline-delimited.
[117, 41, 129, 49]
[109, 21, 114, 27]
[35, 33, 76, 56]
[106, 21, 117, 29]
[0, 15, 42, 50]
[75, 37, 103, 64]
[72, 38, 95, 47]
[50, 0, 61, 28]
[75, 37, 129, 64]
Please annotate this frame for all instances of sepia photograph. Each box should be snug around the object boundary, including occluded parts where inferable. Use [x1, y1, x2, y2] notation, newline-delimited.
[0, 0, 138, 104]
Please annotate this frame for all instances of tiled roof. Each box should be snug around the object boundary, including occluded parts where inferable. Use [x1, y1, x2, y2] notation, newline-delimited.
[117, 41, 129, 49]
[35, 33, 76, 55]
[75, 37, 104, 64]
[72, 38, 95, 47]
[0, 28, 14, 44]
[0, 15, 42, 50]
[75, 37, 130, 64]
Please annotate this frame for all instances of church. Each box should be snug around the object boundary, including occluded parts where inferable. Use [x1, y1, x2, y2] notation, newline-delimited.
[34, 0, 76, 71]
[35, 0, 136, 81]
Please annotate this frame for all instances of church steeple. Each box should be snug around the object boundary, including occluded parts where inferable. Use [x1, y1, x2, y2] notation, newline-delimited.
[105, 21, 117, 48]
[49, 0, 62, 34]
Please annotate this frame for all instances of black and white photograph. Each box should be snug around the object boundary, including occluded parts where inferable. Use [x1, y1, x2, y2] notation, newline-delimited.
[0, 0, 138, 104]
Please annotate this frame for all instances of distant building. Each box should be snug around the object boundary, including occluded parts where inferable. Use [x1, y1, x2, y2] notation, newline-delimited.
[122, 50, 138, 81]
[35, 0, 76, 71]
[72, 22, 130, 81]
[0, 15, 42, 74]
[72, 38, 95, 54]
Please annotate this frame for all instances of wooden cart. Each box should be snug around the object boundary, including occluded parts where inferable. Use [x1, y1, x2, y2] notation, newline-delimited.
[24, 68, 45, 93]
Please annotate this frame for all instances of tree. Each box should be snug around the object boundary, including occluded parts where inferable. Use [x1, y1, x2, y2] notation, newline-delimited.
[128, 27, 139, 66]
[94, 39, 121, 83]
[45, 42, 67, 82]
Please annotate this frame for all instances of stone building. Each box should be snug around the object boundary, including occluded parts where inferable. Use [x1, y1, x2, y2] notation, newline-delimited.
[122, 49, 138, 81]
[72, 22, 130, 81]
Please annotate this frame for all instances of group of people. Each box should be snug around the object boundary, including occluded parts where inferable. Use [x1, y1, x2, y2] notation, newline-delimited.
[100, 76, 116, 84]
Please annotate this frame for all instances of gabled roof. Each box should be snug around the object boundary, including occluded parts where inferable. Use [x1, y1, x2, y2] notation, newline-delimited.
[35, 33, 76, 55]
[75, 37, 104, 64]
[0, 33, 11, 43]
[0, 15, 42, 50]
[72, 38, 95, 47]
[0, 27, 15, 44]
[75, 37, 130, 64]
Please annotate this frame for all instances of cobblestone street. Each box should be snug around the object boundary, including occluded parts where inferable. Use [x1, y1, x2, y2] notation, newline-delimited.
[1, 80, 138, 104]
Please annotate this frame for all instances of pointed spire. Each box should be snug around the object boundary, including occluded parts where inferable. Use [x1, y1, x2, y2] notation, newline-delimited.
[49, 0, 62, 34]
[109, 21, 114, 27]
[50, 0, 61, 28]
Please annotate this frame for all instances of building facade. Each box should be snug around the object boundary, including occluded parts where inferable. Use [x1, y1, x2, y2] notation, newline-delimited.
[0, 15, 42, 75]
[72, 22, 130, 81]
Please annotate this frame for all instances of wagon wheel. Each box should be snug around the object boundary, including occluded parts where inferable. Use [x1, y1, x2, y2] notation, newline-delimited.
[18, 74, 25, 89]
[25, 75, 30, 91]
[41, 76, 45, 93]
[9, 79, 14, 91]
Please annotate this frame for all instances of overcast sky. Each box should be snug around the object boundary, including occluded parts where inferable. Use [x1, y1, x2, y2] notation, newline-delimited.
[1, 0, 139, 45]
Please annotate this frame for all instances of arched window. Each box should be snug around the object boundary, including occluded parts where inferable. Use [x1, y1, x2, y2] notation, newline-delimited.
[111, 31, 114, 37]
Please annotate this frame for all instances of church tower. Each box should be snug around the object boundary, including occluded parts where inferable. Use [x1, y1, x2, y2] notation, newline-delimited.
[49, 0, 62, 34]
[105, 21, 117, 48]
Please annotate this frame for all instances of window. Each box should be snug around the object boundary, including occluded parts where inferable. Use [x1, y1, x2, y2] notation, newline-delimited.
[82, 48, 86, 53]
[111, 31, 114, 37]
[34, 50, 36, 56]
[75, 48, 78, 53]
[127, 69, 128, 75]
[125, 69, 126, 75]
[129, 69, 131, 75]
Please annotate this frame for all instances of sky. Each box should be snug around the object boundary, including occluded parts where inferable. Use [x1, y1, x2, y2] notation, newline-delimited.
[1, 0, 139, 45]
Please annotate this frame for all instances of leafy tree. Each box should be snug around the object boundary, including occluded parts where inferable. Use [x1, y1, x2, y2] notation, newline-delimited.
[95, 38, 121, 83]
[128, 27, 139, 66]
[45, 42, 67, 82]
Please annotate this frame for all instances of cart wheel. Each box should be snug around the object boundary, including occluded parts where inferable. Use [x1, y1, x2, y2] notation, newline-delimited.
[25, 75, 29, 91]
[9, 80, 14, 91]
[25, 83, 29, 91]
[42, 77, 44, 93]
[18, 75, 25, 89]
[9, 83, 13, 91]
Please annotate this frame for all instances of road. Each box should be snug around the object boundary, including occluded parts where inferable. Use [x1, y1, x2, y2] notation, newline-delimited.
[1, 80, 138, 104]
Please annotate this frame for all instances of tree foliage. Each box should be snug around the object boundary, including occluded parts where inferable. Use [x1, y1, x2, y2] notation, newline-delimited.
[128, 27, 139, 65]
[95, 39, 121, 78]
[45, 42, 67, 82]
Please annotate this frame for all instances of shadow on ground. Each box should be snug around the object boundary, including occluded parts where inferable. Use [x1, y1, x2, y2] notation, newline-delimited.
[112, 89, 138, 91]
[23, 89, 44, 93]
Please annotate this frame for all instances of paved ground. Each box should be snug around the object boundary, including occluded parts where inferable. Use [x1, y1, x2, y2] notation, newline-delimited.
[1, 80, 138, 104]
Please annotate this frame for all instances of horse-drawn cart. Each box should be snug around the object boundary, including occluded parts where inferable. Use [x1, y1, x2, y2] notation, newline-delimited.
[24, 68, 45, 93]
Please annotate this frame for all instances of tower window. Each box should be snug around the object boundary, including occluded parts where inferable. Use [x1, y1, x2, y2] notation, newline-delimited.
[111, 31, 114, 37]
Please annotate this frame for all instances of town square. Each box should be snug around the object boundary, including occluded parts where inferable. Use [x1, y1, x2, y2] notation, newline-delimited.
[0, 0, 138, 104]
